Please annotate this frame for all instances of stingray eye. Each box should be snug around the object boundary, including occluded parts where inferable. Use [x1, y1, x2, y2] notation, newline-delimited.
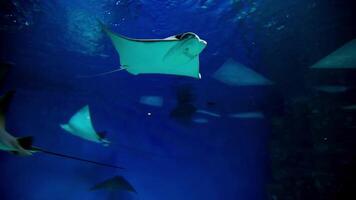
[184, 47, 189, 52]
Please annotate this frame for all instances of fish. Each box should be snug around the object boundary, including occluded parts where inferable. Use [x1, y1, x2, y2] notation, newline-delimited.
[60, 105, 110, 146]
[90, 176, 137, 193]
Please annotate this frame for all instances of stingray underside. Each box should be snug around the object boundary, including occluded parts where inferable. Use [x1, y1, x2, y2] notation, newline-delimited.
[105, 30, 200, 78]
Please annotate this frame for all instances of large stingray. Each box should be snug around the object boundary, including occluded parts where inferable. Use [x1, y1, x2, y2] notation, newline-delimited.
[60, 105, 110, 146]
[90, 176, 137, 193]
[0, 91, 123, 169]
[100, 22, 207, 79]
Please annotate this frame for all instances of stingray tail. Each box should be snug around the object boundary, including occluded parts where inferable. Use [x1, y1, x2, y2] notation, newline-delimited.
[34, 147, 125, 169]
[77, 66, 127, 78]
[16, 137, 124, 169]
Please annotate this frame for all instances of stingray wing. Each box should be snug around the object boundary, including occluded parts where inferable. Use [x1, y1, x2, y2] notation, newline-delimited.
[103, 28, 201, 78]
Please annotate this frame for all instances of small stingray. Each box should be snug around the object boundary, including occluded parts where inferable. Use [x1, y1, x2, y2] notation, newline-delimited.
[60, 105, 110, 146]
[139, 96, 163, 107]
[342, 105, 356, 110]
[213, 58, 273, 86]
[196, 109, 221, 118]
[311, 39, 356, 68]
[90, 176, 137, 193]
[100, 21, 207, 78]
[313, 85, 349, 93]
[0, 91, 123, 169]
[229, 112, 265, 119]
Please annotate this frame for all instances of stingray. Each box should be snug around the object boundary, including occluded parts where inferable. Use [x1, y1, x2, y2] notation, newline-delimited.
[99, 21, 207, 78]
[90, 176, 137, 193]
[213, 58, 273, 86]
[60, 105, 110, 146]
[342, 105, 356, 110]
[0, 91, 123, 169]
[313, 85, 349, 93]
[229, 111, 265, 119]
[311, 39, 356, 68]
[139, 95, 163, 107]
[196, 109, 221, 118]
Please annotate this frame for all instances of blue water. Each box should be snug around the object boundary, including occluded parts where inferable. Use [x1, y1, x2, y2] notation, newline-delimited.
[1, 0, 355, 200]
